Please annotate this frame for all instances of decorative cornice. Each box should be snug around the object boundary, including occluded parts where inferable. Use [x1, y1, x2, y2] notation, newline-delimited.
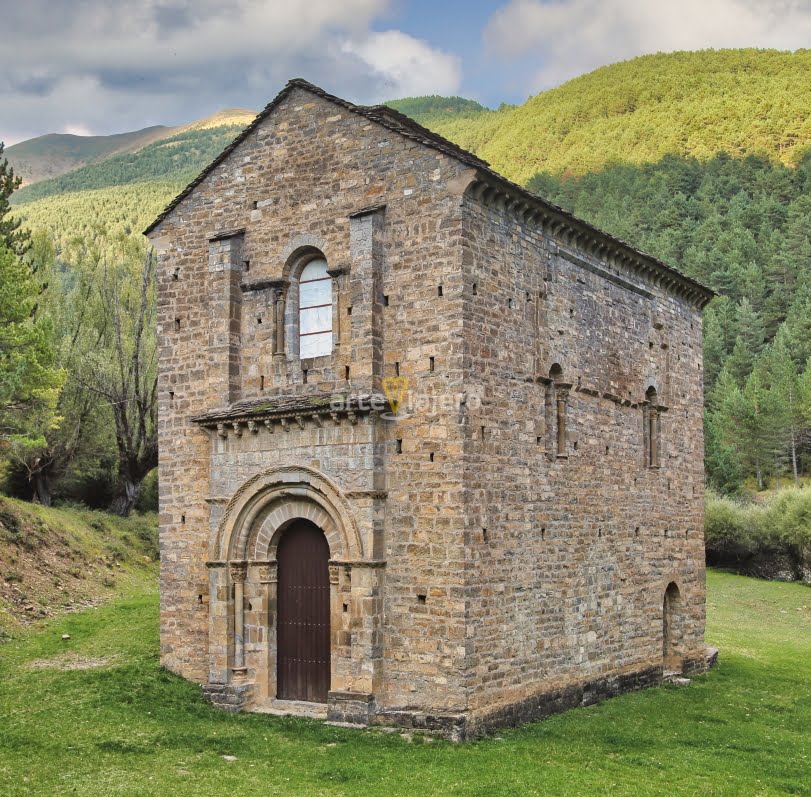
[465, 175, 714, 310]
[191, 391, 390, 429]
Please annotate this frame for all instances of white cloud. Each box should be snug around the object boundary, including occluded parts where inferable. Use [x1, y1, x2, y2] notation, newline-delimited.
[0, 0, 462, 143]
[344, 31, 461, 99]
[484, 0, 811, 90]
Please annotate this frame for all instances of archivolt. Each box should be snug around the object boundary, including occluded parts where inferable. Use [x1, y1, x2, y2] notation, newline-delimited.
[214, 465, 362, 562]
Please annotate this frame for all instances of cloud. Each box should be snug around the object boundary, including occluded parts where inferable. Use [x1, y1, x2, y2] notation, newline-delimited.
[0, 0, 461, 143]
[483, 0, 811, 91]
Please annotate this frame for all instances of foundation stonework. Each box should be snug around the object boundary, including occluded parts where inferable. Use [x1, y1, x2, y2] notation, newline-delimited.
[146, 79, 713, 739]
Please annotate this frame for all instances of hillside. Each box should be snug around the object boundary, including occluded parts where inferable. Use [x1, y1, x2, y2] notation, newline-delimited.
[384, 95, 490, 127]
[426, 48, 811, 183]
[10, 124, 248, 205]
[8, 49, 811, 496]
[4, 108, 256, 191]
[5, 126, 171, 187]
[0, 498, 157, 632]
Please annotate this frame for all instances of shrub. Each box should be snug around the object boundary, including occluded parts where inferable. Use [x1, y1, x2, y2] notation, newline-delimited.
[705, 488, 811, 582]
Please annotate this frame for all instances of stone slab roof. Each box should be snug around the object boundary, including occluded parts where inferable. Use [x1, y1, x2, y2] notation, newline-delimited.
[144, 78, 714, 308]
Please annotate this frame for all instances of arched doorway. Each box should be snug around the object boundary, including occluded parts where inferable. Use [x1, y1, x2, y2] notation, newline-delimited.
[663, 582, 683, 672]
[276, 519, 331, 702]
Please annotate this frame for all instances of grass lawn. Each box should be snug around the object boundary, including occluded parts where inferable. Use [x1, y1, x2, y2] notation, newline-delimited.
[0, 571, 808, 796]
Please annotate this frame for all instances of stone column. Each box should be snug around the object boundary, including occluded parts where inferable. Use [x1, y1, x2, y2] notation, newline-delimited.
[555, 386, 570, 458]
[327, 266, 348, 352]
[230, 561, 248, 680]
[269, 281, 287, 356]
[256, 560, 278, 701]
[649, 406, 660, 468]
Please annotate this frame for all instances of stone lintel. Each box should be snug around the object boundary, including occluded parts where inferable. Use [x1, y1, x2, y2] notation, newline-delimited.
[208, 227, 246, 242]
[348, 203, 386, 219]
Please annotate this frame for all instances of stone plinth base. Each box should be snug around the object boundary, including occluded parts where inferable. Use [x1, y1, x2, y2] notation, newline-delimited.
[202, 682, 254, 712]
[327, 690, 375, 725]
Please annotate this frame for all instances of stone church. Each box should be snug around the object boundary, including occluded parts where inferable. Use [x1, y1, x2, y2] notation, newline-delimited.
[145, 79, 713, 739]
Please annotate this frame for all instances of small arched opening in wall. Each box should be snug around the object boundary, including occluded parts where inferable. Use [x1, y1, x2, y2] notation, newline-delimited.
[663, 581, 684, 673]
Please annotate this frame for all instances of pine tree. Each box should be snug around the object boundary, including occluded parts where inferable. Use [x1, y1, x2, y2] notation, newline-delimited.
[0, 142, 30, 256]
[0, 242, 63, 457]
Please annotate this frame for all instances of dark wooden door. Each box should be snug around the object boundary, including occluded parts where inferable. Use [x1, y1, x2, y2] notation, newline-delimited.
[276, 520, 330, 702]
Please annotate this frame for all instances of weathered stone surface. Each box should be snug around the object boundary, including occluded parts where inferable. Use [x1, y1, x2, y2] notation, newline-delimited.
[147, 79, 710, 738]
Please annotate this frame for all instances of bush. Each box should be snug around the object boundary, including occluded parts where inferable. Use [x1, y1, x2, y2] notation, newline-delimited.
[705, 488, 811, 582]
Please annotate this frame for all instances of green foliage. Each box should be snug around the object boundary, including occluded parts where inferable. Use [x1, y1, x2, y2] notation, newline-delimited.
[0, 142, 30, 256]
[385, 95, 489, 126]
[12, 180, 184, 249]
[705, 488, 811, 578]
[11, 126, 245, 205]
[425, 49, 811, 183]
[0, 242, 64, 458]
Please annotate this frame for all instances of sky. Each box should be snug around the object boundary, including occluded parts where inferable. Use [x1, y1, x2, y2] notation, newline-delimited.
[3, 0, 811, 145]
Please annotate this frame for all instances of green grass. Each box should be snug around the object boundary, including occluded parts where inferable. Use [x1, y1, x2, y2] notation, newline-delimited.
[0, 571, 808, 796]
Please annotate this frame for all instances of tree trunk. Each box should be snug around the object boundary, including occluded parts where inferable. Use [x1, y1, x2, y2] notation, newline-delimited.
[110, 475, 141, 517]
[756, 464, 764, 491]
[790, 429, 799, 485]
[31, 469, 53, 507]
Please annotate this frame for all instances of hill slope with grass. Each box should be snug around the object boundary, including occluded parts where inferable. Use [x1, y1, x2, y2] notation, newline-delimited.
[0, 498, 157, 633]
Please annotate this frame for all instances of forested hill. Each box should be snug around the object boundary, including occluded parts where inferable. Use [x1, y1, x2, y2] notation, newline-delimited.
[423, 49, 811, 183]
[4, 126, 171, 187]
[5, 108, 256, 192]
[11, 125, 249, 205]
[7, 48, 811, 497]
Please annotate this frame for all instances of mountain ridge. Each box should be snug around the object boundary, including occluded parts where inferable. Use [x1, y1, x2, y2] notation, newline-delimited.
[5, 108, 257, 188]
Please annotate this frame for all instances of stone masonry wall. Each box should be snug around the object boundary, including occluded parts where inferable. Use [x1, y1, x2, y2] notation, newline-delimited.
[150, 86, 472, 711]
[458, 193, 706, 720]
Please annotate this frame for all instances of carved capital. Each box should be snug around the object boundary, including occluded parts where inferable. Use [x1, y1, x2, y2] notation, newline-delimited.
[229, 561, 248, 582]
[253, 559, 278, 584]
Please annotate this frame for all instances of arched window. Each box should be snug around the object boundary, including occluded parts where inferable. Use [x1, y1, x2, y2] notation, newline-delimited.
[298, 258, 332, 359]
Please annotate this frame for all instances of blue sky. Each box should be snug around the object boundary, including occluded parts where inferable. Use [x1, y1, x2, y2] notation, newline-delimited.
[3, 0, 811, 144]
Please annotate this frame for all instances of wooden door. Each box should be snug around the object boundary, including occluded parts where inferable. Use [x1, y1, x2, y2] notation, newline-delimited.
[276, 520, 330, 702]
